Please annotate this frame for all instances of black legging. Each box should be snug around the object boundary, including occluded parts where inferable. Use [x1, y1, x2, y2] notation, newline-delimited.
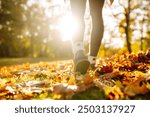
[70, 0, 105, 57]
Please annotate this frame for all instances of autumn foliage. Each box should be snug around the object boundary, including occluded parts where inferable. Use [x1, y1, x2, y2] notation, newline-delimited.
[0, 50, 150, 100]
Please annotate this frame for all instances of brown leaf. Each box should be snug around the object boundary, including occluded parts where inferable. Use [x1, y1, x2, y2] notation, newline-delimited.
[83, 75, 93, 85]
[124, 77, 149, 96]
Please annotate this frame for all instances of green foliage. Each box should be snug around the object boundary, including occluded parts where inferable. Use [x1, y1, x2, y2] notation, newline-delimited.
[0, 0, 28, 57]
[0, 0, 72, 58]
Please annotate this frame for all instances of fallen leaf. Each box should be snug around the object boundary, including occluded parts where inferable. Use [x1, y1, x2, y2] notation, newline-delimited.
[124, 76, 149, 96]
[52, 83, 77, 94]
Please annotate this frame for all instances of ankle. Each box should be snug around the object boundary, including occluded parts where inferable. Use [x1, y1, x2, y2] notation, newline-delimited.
[88, 55, 96, 65]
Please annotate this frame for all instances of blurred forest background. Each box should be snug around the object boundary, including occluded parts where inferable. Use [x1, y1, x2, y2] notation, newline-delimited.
[0, 0, 149, 59]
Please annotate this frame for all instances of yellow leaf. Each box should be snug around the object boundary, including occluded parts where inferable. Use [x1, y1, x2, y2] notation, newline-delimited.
[124, 77, 149, 96]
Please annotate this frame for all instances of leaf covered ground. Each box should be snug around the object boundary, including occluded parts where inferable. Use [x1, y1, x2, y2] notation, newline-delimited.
[0, 50, 150, 100]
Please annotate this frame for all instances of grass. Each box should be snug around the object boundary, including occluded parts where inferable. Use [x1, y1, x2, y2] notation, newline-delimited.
[0, 58, 71, 67]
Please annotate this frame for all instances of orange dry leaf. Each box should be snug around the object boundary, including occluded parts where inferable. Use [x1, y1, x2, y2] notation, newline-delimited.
[0, 79, 7, 87]
[124, 77, 149, 96]
[0, 67, 13, 77]
[105, 86, 124, 100]
[83, 75, 93, 85]
[68, 77, 76, 85]
[53, 94, 62, 100]
[101, 65, 113, 73]
[0, 86, 9, 97]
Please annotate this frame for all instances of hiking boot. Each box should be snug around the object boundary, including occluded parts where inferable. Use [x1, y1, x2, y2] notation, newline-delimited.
[74, 50, 90, 74]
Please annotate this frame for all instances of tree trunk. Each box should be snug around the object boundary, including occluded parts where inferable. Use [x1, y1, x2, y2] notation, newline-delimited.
[147, 31, 150, 49]
[125, 0, 132, 53]
[140, 18, 145, 51]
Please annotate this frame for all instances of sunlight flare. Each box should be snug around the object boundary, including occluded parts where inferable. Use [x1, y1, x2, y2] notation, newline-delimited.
[58, 15, 78, 41]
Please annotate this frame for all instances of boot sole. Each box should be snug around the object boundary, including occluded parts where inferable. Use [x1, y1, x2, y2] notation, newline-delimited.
[74, 59, 90, 74]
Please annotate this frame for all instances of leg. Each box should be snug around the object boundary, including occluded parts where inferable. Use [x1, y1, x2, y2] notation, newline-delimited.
[89, 0, 105, 57]
[70, 0, 86, 43]
[70, 0, 90, 74]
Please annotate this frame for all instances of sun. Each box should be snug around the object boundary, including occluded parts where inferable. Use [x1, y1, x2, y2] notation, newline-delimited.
[58, 15, 78, 41]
